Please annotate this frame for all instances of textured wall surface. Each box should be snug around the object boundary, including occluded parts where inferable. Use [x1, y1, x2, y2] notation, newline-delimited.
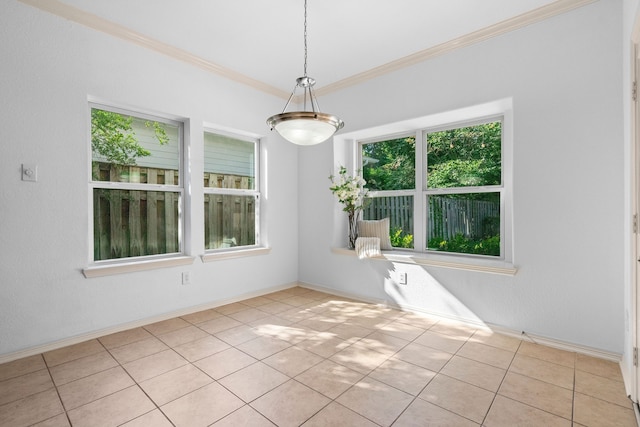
[299, 0, 625, 354]
[0, 1, 298, 357]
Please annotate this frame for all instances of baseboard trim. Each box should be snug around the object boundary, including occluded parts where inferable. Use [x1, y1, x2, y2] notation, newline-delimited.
[299, 281, 622, 362]
[0, 282, 297, 365]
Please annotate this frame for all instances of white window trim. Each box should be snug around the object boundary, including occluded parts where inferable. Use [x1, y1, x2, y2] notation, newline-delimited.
[83, 255, 195, 278]
[202, 127, 262, 253]
[421, 115, 506, 259]
[86, 101, 188, 274]
[330, 247, 517, 275]
[333, 98, 515, 273]
[201, 247, 271, 263]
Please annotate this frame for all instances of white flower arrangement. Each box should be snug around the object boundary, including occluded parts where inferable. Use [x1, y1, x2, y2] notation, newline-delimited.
[329, 166, 368, 248]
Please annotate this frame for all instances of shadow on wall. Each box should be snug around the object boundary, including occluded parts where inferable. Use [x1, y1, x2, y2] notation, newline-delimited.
[369, 259, 486, 327]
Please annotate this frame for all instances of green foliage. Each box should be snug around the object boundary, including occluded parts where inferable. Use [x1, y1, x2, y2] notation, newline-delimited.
[428, 234, 500, 256]
[360, 122, 503, 256]
[91, 109, 169, 166]
[427, 122, 501, 189]
[389, 227, 413, 249]
[361, 122, 501, 192]
[362, 136, 415, 191]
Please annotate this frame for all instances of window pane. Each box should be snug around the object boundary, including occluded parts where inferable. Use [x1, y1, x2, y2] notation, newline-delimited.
[426, 121, 501, 189]
[91, 108, 180, 184]
[427, 193, 500, 256]
[93, 189, 180, 261]
[204, 132, 255, 190]
[363, 195, 414, 248]
[204, 194, 256, 249]
[362, 136, 415, 191]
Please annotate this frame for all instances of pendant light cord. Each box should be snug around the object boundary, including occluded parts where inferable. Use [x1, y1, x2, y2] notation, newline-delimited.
[303, 0, 308, 77]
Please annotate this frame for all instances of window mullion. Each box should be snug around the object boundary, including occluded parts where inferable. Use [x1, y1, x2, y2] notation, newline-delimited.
[204, 188, 259, 197]
[425, 185, 503, 196]
[414, 129, 425, 253]
[91, 182, 182, 192]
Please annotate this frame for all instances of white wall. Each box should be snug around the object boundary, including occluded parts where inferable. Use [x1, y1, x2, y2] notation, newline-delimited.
[0, 0, 629, 361]
[299, 0, 625, 353]
[0, 1, 298, 357]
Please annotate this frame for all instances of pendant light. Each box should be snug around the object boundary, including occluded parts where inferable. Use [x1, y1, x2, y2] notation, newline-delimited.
[267, 0, 344, 146]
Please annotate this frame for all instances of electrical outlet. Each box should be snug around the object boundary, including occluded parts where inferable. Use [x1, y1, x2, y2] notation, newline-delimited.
[398, 272, 407, 285]
[181, 271, 191, 285]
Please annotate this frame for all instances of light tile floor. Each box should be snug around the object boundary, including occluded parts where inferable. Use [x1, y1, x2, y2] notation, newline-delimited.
[0, 286, 637, 426]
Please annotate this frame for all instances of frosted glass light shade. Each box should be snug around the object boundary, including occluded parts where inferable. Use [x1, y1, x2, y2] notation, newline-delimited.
[267, 111, 344, 146]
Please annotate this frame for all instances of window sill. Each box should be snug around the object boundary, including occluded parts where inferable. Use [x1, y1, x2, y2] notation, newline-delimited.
[83, 255, 196, 278]
[331, 247, 518, 276]
[201, 247, 271, 263]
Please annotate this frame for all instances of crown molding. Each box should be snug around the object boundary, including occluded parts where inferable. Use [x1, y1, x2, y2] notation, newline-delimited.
[314, 0, 597, 97]
[18, 0, 290, 100]
[20, 0, 596, 101]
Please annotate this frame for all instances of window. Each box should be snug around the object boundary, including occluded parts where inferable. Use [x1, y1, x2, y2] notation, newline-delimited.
[90, 105, 184, 262]
[360, 117, 505, 258]
[425, 120, 503, 257]
[362, 135, 416, 249]
[203, 130, 259, 251]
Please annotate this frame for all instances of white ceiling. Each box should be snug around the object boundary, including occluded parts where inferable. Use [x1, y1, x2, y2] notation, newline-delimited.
[23, 0, 593, 99]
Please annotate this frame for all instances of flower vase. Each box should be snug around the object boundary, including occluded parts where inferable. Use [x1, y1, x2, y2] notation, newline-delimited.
[348, 211, 358, 250]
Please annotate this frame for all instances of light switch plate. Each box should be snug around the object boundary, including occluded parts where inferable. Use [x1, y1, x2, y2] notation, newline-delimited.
[22, 164, 38, 182]
[182, 271, 191, 285]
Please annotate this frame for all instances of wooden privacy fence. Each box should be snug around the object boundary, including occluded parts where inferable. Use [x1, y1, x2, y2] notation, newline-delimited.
[93, 164, 180, 261]
[203, 171, 256, 249]
[93, 163, 255, 260]
[363, 195, 414, 235]
[204, 172, 253, 190]
[204, 194, 255, 249]
[429, 197, 499, 240]
[94, 189, 179, 260]
[362, 194, 499, 240]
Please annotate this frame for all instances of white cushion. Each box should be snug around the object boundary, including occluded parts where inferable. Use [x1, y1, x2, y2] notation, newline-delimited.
[355, 237, 381, 259]
[357, 218, 392, 250]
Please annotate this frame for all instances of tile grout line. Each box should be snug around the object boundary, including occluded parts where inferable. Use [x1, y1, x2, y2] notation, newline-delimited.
[100, 335, 174, 426]
[355, 317, 473, 426]
[572, 351, 577, 425]
[291, 316, 411, 427]
[43, 354, 74, 427]
[104, 300, 290, 425]
[410, 320, 489, 426]
[489, 340, 581, 424]
[221, 290, 335, 426]
[240, 301, 406, 426]
[479, 336, 524, 426]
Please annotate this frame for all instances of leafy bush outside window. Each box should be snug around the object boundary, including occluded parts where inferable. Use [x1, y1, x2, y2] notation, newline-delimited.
[359, 118, 503, 257]
[361, 136, 416, 248]
[426, 121, 502, 257]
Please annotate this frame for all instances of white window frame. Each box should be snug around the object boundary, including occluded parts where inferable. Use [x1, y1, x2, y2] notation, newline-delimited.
[422, 116, 506, 259]
[345, 99, 514, 272]
[83, 102, 192, 277]
[358, 131, 418, 249]
[202, 128, 261, 255]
